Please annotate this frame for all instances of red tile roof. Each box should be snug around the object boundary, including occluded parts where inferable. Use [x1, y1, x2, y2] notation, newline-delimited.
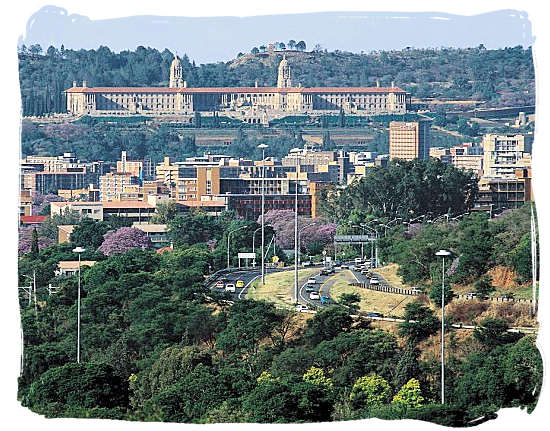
[20, 215, 47, 223]
[66, 86, 406, 94]
[178, 200, 227, 207]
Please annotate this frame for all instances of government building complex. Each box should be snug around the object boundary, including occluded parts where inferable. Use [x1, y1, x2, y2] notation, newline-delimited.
[65, 56, 410, 122]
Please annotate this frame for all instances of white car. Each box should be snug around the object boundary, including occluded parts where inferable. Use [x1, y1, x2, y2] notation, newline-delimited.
[369, 278, 380, 285]
[354, 258, 363, 265]
[225, 283, 236, 292]
[295, 304, 309, 312]
[309, 291, 321, 300]
[307, 277, 317, 284]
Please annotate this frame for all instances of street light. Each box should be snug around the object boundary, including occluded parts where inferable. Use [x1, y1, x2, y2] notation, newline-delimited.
[294, 157, 300, 304]
[227, 225, 247, 269]
[73, 246, 86, 363]
[435, 249, 451, 405]
[258, 143, 269, 285]
[251, 226, 262, 267]
[362, 224, 379, 268]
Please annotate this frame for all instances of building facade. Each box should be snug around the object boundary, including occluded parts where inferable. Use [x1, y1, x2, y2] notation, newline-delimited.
[66, 56, 410, 119]
[389, 120, 431, 161]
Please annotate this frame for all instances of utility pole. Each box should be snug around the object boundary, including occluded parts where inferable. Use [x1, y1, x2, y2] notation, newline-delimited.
[33, 270, 37, 316]
[435, 249, 451, 404]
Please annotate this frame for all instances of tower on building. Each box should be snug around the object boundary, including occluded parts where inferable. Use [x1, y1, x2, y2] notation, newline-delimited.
[277, 55, 292, 88]
[169, 55, 184, 88]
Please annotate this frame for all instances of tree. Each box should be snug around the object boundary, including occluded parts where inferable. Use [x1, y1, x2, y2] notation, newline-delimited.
[296, 40, 306, 51]
[288, 40, 296, 50]
[150, 201, 178, 224]
[338, 108, 346, 127]
[194, 111, 202, 127]
[304, 306, 352, 346]
[392, 378, 425, 408]
[302, 367, 333, 389]
[473, 318, 521, 350]
[24, 362, 128, 415]
[71, 218, 111, 249]
[97, 227, 152, 256]
[473, 275, 494, 297]
[251, 47, 259, 54]
[454, 214, 494, 282]
[429, 274, 454, 308]
[398, 302, 440, 346]
[338, 293, 361, 313]
[349, 374, 392, 409]
[30, 227, 39, 258]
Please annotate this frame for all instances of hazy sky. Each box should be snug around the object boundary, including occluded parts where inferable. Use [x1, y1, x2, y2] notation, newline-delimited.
[20, 6, 533, 63]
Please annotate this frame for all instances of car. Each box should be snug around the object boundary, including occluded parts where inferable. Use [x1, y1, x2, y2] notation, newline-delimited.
[320, 269, 330, 276]
[307, 277, 317, 284]
[320, 295, 333, 304]
[305, 285, 317, 293]
[303, 260, 313, 267]
[465, 291, 477, 299]
[360, 268, 369, 274]
[340, 263, 349, 269]
[295, 304, 309, 312]
[214, 280, 224, 289]
[502, 293, 515, 300]
[369, 278, 380, 285]
[333, 261, 342, 268]
[349, 265, 357, 271]
[367, 312, 383, 318]
[236, 280, 245, 288]
[309, 291, 321, 300]
[327, 267, 335, 274]
[411, 286, 423, 294]
[354, 257, 363, 265]
[224, 283, 236, 292]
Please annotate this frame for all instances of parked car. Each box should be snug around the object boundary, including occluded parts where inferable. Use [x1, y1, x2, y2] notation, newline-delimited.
[214, 280, 224, 289]
[367, 312, 383, 318]
[295, 304, 309, 312]
[411, 286, 423, 294]
[465, 291, 477, 299]
[307, 277, 317, 284]
[225, 283, 236, 292]
[236, 280, 245, 288]
[321, 295, 333, 305]
[309, 291, 321, 300]
[303, 260, 313, 267]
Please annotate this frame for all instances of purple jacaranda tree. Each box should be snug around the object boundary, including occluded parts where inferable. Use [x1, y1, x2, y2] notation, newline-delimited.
[260, 210, 337, 252]
[18, 225, 55, 255]
[97, 227, 152, 256]
[32, 192, 63, 215]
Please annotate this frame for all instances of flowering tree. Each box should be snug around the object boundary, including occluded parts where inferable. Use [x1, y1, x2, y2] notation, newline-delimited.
[32, 192, 63, 215]
[97, 227, 152, 256]
[260, 210, 337, 253]
[18, 225, 55, 255]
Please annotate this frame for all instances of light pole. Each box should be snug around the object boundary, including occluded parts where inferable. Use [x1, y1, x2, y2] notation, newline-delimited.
[435, 249, 451, 405]
[252, 226, 262, 267]
[298, 223, 314, 266]
[363, 225, 379, 268]
[227, 225, 247, 269]
[294, 158, 299, 304]
[73, 246, 85, 363]
[258, 143, 268, 285]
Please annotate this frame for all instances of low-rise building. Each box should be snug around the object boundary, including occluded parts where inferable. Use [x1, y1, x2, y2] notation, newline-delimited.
[56, 260, 96, 277]
[58, 225, 76, 244]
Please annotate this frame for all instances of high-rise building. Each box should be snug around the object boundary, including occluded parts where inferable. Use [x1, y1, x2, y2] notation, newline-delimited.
[389, 120, 431, 161]
[481, 134, 531, 178]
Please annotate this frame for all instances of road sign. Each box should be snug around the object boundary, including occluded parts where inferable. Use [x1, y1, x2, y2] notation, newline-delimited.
[334, 235, 375, 244]
[238, 252, 256, 259]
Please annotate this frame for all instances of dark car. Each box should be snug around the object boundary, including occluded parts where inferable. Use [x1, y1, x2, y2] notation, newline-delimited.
[320, 269, 330, 276]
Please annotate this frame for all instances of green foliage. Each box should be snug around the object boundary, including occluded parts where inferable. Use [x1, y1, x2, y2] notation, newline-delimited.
[303, 306, 353, 346]
[349, 374, 392, 408]
[474, 275, 494, 297]
[24, 362, 128, 414]
[399, 302, 440, 346]
[302, 367, 333, 389]
[70, 218, 111, 249]
[454, 214, 494, 282]
[392, 378, 424, 408]
[338, 293, 361, 313]
[473, 318, 521, 350]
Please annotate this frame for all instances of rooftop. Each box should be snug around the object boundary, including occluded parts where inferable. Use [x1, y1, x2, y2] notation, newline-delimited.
[65, 86, 406, 94]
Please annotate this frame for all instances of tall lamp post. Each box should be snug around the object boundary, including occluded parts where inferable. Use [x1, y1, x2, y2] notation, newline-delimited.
[251, 226, 262, 267]
[258, 143, 268, 284]
[227, 225, 247, 269]
[73, 246, 86, 363]
[294, 157, 299, 304]
[435, 249, 451, 404]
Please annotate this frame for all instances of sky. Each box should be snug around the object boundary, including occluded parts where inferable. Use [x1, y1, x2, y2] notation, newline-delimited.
[20, 6, 534, 63]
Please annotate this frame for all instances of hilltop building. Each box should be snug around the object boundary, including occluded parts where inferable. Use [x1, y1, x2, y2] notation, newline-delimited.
[65, 56, 410, 121]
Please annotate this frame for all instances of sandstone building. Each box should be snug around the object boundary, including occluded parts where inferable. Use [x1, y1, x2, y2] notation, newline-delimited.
[66, 56, 410, 121]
